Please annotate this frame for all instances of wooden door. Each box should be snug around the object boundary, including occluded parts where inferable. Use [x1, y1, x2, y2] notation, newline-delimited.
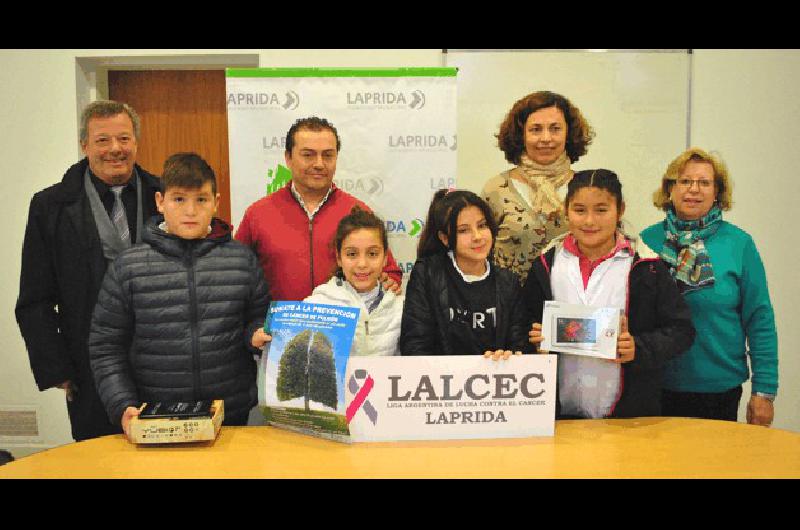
[108, 70, 232, 224]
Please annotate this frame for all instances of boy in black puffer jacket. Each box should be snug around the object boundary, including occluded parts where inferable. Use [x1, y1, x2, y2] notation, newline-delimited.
[89, 153, 271, 437]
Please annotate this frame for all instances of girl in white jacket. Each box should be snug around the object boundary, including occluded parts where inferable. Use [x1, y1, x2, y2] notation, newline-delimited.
[304, 206, 403, 356]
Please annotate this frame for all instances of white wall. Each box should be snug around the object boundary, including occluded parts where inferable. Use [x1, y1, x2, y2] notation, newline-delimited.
[1, 50, 83, 456]
[1, 49, 797, 459]
[691, 50, 800, 431]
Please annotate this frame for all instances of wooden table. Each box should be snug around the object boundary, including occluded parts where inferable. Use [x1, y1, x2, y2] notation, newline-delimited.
[1, 417, 798, 478]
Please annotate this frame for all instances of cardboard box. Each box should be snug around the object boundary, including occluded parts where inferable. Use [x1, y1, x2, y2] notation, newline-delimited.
[128, 400, 224, 444]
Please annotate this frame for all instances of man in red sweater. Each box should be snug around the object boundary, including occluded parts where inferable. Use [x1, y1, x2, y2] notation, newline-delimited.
[236, 117, 402, 301]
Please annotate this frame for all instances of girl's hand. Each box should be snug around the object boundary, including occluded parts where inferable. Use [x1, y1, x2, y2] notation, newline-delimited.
[483, 349, 522, 361]
[528, 322, 548, 353]
[613, 315, 635, 364]
[251, 329, 273, 349]
[380, 273, 401, 294]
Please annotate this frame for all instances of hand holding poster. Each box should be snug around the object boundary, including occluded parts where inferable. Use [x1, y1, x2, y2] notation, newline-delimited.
[258, 301, 359, 443]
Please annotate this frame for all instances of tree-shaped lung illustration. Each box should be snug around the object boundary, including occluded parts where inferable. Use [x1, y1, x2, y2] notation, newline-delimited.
[276, 330, 310, 402]
[276, 329, 338, 411]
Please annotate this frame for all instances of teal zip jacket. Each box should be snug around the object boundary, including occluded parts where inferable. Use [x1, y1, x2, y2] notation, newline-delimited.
[641, 220, 778, 395]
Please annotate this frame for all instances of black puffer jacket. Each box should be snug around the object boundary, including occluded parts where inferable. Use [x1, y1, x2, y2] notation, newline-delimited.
[399, 253, 532, 355]
[89, 216, 269, 426]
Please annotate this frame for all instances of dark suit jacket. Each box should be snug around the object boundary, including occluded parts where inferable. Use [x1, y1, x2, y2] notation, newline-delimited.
[15, 158, 160, 441]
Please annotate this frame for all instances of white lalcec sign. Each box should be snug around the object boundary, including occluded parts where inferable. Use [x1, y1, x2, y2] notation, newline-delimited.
[345, 355, 556, 442]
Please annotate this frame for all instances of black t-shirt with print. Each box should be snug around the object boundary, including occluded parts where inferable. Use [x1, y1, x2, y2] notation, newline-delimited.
[443, 258, 497, 355]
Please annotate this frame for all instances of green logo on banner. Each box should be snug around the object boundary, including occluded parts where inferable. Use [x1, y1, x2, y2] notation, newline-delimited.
[267, 164, 292, 195]
[409, 219, 424, 237]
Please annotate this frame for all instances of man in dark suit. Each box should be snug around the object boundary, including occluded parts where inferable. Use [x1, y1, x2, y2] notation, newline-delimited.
[16, 100, 161, 441]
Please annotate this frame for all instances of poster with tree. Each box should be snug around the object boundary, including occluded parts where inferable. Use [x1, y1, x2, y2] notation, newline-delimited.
[258, 301, 359, 442]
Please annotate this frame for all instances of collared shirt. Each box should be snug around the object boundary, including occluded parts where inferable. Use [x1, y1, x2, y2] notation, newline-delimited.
[563, 233, 632, 289]
[290, 182, 334, 220]
[88, 169, 139, 242]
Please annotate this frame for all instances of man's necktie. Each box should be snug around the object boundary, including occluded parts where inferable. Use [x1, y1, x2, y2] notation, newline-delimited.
[110, 186, 131, 247]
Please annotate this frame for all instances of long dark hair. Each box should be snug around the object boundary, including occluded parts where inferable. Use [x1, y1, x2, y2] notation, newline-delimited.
[416, 189, 498, 259]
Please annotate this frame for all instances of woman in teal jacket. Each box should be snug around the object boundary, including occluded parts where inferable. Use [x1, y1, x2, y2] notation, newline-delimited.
[640, 147, 778, 427]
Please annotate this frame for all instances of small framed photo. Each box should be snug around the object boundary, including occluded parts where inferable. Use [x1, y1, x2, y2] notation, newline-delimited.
[541, 302, 621, 359]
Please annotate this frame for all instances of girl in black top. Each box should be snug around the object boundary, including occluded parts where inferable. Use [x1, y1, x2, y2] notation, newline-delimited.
[399, 189, 531, 358]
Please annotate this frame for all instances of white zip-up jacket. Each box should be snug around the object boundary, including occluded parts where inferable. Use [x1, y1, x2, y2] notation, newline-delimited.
[305, 277, 403, 356]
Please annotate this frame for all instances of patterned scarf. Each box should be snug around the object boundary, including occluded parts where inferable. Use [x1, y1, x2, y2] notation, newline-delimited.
[661, 205, 722, 293]
[517, 152, 573, 217]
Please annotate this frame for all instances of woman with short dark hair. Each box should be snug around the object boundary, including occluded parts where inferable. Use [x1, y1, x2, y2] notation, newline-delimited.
[483, 91, 594, 284]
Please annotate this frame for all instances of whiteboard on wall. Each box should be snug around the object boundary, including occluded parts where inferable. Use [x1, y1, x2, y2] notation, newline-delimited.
[445, 50, 690, 235]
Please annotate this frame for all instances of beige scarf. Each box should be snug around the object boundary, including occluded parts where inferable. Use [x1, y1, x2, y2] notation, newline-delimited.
[516, 152, 573, 216]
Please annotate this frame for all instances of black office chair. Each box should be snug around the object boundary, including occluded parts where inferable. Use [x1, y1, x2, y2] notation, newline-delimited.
[0, 449, 14, 465]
